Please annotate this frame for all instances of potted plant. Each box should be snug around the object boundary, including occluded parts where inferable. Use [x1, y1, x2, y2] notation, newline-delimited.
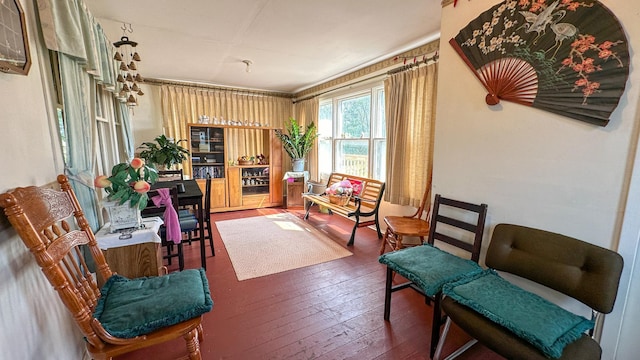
[274, 117, 319, 171]
[138, 134, 190, 170]
[94, 158, 158, 231]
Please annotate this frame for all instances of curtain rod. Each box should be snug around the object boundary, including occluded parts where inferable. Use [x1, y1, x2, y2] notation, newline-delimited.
[293, 53, 439, 104]
[144, 78, 295, 99]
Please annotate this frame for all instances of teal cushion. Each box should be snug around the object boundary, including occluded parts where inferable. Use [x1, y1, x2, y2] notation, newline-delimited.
[443, 270, 594, 359]
[94, 269, 213, 338]
[378, 244, 483, 296]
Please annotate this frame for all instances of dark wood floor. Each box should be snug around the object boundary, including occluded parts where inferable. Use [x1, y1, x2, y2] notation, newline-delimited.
[115, 207, 504, 360]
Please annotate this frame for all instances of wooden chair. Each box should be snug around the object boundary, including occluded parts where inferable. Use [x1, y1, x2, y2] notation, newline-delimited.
[379, 177, 433, 254]
[378, 194, 488, 358]
[201, 174, 215, 256]
[143, 185, 199, 271]
[0, 175, 213, 360]
[157, 169, 184, 181]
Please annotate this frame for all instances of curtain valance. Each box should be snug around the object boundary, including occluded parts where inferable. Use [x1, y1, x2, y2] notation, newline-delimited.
[37, 0, 116, 90]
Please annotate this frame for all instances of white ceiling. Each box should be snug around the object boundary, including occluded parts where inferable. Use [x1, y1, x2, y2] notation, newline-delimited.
[84, 0, 441, 94]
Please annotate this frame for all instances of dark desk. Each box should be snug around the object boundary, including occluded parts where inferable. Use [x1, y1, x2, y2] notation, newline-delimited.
[151, 179, 206, 270]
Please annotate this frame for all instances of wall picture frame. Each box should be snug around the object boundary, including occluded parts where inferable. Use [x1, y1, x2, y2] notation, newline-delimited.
[0, 0, 31, 75]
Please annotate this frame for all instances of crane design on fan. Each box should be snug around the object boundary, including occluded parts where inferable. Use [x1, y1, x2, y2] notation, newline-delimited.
[450, 0, 629, 126]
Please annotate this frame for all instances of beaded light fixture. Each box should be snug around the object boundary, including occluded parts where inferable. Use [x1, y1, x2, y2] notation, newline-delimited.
[114, 23, 143, 107]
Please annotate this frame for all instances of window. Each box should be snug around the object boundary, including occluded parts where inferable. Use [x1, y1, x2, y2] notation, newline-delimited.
[95, 84, 126, 175]
[318, 85, 386, 181]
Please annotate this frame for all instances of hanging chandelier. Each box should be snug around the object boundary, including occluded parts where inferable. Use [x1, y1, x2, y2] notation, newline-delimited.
[114, 23, 143, 107]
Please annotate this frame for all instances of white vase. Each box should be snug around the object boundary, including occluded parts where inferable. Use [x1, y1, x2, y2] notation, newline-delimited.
[292, 158, 305, 172]
[103, 201, 141, 232]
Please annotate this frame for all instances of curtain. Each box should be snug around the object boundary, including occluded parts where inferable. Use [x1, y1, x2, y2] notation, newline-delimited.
[293, 98, 319, 180]
[384, 63, 438, 207]
[160, 85, 293, 177]
[37, 0, 132, 230]
[117, 102, 136, 160]
[59, 54, 99, 230]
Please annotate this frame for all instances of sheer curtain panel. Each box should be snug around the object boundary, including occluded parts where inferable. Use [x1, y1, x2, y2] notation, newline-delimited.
[384, 63, 438, 207]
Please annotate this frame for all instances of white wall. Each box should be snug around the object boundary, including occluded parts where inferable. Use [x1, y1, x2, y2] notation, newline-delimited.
[436, 0, 640, 358]
[0, 0, 87, 358]
[132, 83, 164, 145]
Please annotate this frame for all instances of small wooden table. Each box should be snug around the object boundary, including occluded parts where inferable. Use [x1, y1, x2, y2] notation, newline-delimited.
[95, 217, 164, 284]
[284, 171, 309, 208]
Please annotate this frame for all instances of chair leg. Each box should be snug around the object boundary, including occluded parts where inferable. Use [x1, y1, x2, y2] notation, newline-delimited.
[384, 267, 393, 320]
[178, 242, 184, 271]
[379, 228, 392, 255]
[184, 327, 202, 360]
[430, 293, 443, 359]
[206, 220, 215, 256]
[166, 243, 173, 265]
[433, 316, 477, 360]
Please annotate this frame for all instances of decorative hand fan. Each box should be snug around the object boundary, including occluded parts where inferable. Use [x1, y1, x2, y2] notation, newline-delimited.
[450, 0, 630, 126]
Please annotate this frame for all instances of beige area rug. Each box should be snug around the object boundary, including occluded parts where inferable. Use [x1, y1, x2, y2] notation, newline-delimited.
[216, 212, 352, 281]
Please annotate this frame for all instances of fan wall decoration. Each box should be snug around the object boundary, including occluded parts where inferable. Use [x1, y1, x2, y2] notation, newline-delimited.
[450, 0, 630, 126]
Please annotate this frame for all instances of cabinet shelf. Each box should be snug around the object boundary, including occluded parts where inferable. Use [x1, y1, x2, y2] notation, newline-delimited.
[188, 123, 283, 211]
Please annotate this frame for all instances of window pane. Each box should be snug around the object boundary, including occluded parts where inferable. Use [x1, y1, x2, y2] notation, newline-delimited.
[318, 138, 333, 182]
[373, 139, 386, 181]
[57, 108, 69, 164]
[338, 94, 370, 138]
[319, 102, 332, 138]
[335, 139, 368, 177]
[374, 89, 386, 138]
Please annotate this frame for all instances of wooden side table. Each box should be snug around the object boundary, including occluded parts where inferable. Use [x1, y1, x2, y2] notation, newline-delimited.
[95, 217, 164, 285]
[283, 171, 309, 208]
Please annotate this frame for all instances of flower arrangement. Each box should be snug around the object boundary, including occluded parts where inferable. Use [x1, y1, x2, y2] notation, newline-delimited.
[94, 158, 159, 210]
[325, 180, 354, 197]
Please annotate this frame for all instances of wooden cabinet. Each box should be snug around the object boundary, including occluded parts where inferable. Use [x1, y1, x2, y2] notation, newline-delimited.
[188, 123, 283, 212]
[102, 243, 163, 282]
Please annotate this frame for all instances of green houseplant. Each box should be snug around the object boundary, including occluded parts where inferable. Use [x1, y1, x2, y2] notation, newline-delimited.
[275, 117, 319, 171]
[138, 134, 190, 170]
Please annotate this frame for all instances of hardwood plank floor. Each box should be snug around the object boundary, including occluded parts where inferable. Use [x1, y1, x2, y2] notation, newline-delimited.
[115, 207, 504, 360]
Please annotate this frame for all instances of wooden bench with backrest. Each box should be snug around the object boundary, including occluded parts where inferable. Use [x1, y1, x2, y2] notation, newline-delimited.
[302, 172, 385, 246]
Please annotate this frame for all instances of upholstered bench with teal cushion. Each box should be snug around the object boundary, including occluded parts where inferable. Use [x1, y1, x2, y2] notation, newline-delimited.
[378, 244, 483, 296]
[94, 268, 213, 338]
[443, 269, 594, 359]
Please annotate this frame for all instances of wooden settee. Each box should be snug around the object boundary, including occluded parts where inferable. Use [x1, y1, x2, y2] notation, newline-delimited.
[302, 173, 385, 246]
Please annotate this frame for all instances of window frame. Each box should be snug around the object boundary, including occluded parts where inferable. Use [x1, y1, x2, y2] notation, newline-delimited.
[317, 83, 386, 181]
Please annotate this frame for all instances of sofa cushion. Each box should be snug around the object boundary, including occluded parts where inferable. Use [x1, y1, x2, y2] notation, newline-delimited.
[378, 244, 483, 296]
[94, 268, 213, 338]
[443, 269, 594, 359]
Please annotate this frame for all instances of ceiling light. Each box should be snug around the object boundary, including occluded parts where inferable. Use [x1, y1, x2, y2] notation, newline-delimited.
[242, 59, 253, 73]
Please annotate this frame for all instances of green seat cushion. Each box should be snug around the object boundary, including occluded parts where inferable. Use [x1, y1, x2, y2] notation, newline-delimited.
[94, 268, 213, 338]
[443, 270, 594, 359]
[378, 244, 483, 296]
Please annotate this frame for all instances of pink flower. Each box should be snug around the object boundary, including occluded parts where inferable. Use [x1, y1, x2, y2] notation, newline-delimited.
[599, 50, 612, 59]
[575, 78, 588, 87]
[94, 175, 111, 188]
[130, 157, 145, 170]
[599, 41, 614, 50]
[133, 181, 151, 194]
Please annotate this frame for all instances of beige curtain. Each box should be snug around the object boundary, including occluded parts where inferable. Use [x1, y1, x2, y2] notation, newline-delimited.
[384, 63, 438, 207]
[293, 98, 319, 179]
[160, 85, 293, 177]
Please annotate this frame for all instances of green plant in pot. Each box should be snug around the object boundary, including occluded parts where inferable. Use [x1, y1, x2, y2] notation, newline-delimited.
[275, 117, 319, 171]
[138, 134, 190, 170]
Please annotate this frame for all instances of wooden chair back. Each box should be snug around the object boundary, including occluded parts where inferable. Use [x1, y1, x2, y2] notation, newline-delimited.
[0, 175, 113, 349]
[427, 194, 488, 262]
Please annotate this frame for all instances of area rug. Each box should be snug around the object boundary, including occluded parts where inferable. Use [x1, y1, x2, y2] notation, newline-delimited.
[216, 212, 352, 280]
